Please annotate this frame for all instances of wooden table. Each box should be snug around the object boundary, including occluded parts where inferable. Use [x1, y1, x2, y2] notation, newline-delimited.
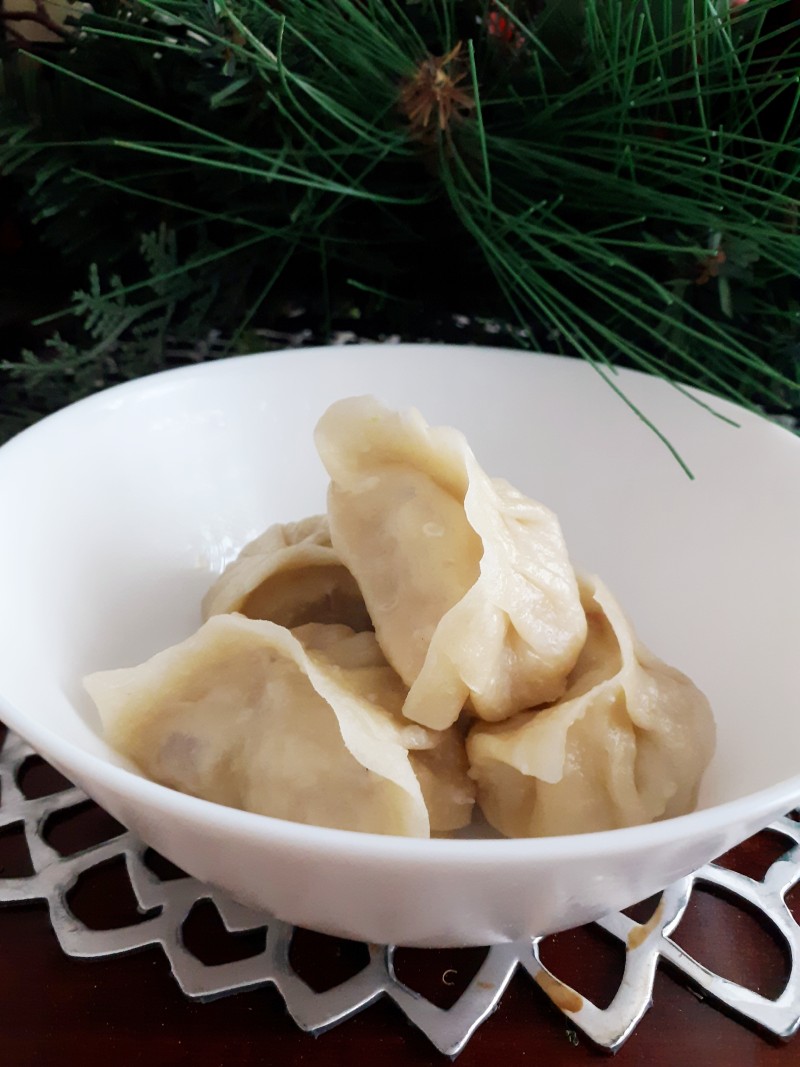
[1, 724, 798, 1066]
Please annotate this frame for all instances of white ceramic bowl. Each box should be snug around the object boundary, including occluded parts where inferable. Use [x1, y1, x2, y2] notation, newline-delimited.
[0, 344, 798, 947]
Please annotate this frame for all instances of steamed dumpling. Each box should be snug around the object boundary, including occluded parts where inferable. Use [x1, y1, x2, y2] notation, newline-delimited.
[314, 396, 587, 730]
[201, 515, 371, 631]
[466, 575, 716, 837]
[409, 721, 475, 833]
[84, 619, 473, 836]
[295, 623, 475, 832]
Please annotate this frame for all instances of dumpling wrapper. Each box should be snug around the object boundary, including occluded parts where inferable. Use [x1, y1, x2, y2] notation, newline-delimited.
[84, 619, 473, 837]
[296, 623, 475, 832]
[315, 396, 587, 730]
[201, 515, 371, 631]
[466, 575, 716, 837]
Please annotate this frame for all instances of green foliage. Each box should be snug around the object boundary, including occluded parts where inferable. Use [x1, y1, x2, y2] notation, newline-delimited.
[0, 224, 229, 432]
[1, 0, 799, 458]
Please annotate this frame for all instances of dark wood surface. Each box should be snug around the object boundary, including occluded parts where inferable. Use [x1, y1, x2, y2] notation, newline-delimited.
[2, 727, 799, 1067]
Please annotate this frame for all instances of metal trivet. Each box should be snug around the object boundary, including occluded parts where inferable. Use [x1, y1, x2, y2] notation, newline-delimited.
[1, 729, 799, 1058]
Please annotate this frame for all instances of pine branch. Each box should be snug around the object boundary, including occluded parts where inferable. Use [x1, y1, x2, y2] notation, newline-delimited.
[1, 0, 798, 452]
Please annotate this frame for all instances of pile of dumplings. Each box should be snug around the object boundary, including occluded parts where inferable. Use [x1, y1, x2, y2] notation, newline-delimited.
[85, 396, 716, 839]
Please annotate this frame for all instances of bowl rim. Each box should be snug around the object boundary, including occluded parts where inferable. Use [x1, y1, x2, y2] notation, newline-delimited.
[1, 343, 799, 862]
[2, 340, 795, 447]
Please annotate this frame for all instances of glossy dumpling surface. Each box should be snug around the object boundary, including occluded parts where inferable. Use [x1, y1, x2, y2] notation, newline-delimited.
[315, 396, 587, 729]
[466, 575, 717, 837]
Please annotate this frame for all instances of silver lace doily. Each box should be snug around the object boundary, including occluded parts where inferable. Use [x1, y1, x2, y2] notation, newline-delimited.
[1, 727, 799, 1058]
